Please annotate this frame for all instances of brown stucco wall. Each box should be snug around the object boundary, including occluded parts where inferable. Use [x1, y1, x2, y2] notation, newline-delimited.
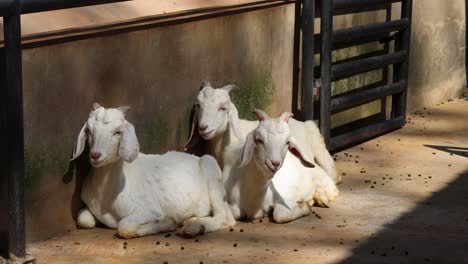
[402, 0, 466, 112]
[22, 5, 295, 242]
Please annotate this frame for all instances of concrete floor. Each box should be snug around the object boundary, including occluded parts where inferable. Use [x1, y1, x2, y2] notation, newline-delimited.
[25, 94, 468, 264]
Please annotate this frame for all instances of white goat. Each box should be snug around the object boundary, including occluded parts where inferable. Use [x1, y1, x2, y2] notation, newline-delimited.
[224, 110, 337, 222]
[71, 103, 235, 238]
[185, 81, 339, 207]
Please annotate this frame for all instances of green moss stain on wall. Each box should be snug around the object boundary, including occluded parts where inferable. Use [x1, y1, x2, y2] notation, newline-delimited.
[230, 74, 274, 120]
[137, 113, 170, 153]
[24, 143, 70, 191]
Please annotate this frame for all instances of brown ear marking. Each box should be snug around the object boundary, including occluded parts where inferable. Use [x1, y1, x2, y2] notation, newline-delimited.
[289, 147, 315, 168]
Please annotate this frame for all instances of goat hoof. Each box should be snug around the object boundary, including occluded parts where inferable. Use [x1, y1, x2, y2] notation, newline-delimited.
[314, 186, 339, 208]
[180, 222, 205, 238]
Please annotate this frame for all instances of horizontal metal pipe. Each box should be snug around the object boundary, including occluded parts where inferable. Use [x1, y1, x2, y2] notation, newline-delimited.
[332, 50, 407, 81]
[314, 31, 392, 54]
[314, 49, 386, 78]
[315, 0, 389, 18]
[20, 0, 130, 14]
[333, 19, 409, 44]
[331, 80, 406, 113]
[333, 0, 402, 10]
[0, 0, 15, 15]
[330, 116, 405, 151]
[0, 0, 130, 15]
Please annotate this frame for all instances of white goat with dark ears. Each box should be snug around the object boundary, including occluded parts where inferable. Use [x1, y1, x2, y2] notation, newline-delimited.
[223, 110, 338, 222]
[72, 103, 235, 238]
[186, 81, 339, 207]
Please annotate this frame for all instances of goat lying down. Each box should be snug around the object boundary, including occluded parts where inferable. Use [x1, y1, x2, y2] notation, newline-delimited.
[71, 103, 235, 238]
[185, 81, 339, 207]
[225, 110, 338, 222]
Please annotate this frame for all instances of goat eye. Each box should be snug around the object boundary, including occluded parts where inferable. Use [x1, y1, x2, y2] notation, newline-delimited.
[255, 139, 264, 144]
[219, 107, 227, 112]
[114, 131, 121, 136]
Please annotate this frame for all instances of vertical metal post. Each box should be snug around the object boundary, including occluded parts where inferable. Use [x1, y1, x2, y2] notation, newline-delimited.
[380, 3, 392, 120]
[465, 0, 468, 87]
[3, 12, 25, 259]
[392, 0, 412, 119]
[301, 0, 315, 121]
[320, 0, 333, 147]
[292, 0, 302, 116]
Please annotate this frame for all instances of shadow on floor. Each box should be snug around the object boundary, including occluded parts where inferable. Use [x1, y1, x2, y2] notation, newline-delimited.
[424, 144, 468, 158]
[339, 169, 468, 264]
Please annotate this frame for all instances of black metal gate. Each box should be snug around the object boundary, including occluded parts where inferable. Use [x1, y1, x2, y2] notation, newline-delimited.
[295, 0, 413, 152]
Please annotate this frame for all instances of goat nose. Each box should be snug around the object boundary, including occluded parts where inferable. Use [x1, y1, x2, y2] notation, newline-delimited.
[199, 124, 208, 132]
[271, 160, 281, 168]
[90, 152, 102, 160]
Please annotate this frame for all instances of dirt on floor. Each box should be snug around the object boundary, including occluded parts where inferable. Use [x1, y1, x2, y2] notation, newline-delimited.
[25, 93, 468, 264]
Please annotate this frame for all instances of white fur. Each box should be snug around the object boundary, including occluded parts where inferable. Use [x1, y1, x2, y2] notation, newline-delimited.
[223, 111, 338, 222]
[185, 82, 340, 206]
[72, 104, 235, 238]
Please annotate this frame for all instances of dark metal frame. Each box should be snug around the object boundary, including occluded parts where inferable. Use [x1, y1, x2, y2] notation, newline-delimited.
[0, 0, 131, 258]
[296, 0, 413, 152]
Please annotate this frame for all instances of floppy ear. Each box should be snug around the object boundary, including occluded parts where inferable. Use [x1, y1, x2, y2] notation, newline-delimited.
[119, 121, 140, 163]
[71, 123, 88, 161]
[184, 106, 201, 151]
[228, 103, 243, 140]
[239, 131, 256, 168]
[288, 137, 315, 168]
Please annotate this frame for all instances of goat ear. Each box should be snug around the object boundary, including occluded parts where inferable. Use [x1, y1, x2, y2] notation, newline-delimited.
[228, 103, 243, 140]
[118, 105, 131, 113]
[280, 112, 294, 123]
[252, 109, 270, 121]
[119, 121, 140, 163]
[184, 106, 201, 151]
[92, 102, 102, 110]
[288, 137, 315, 168]
[220, 84, 239, 94]
[71, 123, 87, 161]
[239, 131, 256, 168]
[200, 81, 211, 90]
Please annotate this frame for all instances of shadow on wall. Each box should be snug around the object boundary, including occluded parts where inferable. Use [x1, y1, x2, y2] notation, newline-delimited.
[61, 144, 92, 223]
[339, 169, 468, 264]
